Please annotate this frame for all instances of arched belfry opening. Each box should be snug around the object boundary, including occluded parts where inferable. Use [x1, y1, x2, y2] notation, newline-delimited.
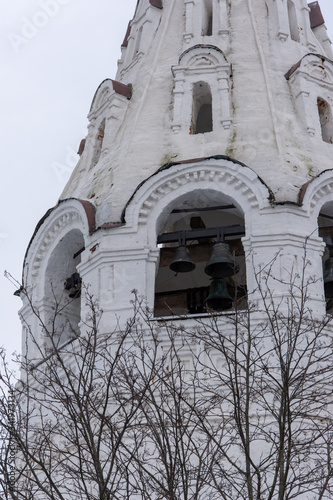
[317, 97, 333, 144]
[44, 229, 84, 350]
[288, 0, 300, 42]
[154, 189, 246, 317]
[202, 0, 213, 36]
[191, 82, 213, 134]
[319, 204, 333, 312]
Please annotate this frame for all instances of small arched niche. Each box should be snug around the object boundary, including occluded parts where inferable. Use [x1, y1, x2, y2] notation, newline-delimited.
[134, 25, 143, 58]
[191, 82, 213, 134]
[154, 189, 246, 317]
[202, 0, 213, 36]
[288, 0, 300, 42]
[91, 118, 106, 167]
[317, 97, 333, 144]
[44, 229, 85, 350]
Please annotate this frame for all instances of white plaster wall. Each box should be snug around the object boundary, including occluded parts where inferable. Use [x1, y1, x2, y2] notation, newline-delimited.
[60, 0, 333, 225]
[23, 1, 333, 361]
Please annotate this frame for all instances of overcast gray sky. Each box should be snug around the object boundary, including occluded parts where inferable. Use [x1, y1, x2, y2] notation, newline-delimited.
[1, 1, 333, 364]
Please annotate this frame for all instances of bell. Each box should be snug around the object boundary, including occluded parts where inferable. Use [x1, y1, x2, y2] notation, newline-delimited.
[169, 246, 196, 273]
[204, 279, 233, 311]
[324, 257, 333, 298]
[205, 242, 239, 278]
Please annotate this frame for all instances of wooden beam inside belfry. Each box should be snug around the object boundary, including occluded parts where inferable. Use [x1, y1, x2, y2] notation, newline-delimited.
[171, 204, 236, 214]
[157, 225, 245, 244]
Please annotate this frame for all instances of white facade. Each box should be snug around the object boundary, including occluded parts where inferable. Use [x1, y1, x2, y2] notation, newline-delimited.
[19, 0, 333, 364]
[14, 1, 333, 497]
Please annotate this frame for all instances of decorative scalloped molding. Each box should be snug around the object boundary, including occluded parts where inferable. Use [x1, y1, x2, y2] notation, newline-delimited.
[310, 182, 333, 209]
[30, 211, 82, 278]
[137, 166, 262, 224]
[299, 170, 333, 219]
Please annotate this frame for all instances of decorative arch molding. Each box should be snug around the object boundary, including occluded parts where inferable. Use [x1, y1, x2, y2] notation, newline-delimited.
[285, 53, 333, 87]
[299, 168, 333, 220]
[89, 79, 132, 119]
[177, 44, 229, 69]
[123, 156, 273, 241]
[23, 199, 96, 283]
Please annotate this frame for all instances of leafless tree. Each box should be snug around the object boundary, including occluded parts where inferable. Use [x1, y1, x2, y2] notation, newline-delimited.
[1, 257, 333, 500]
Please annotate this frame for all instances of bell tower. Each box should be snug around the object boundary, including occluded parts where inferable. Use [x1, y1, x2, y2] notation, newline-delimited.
[20, 0, 333, 360]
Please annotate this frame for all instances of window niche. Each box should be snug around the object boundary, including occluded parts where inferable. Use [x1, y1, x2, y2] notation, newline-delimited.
[191, 82, 213, 134]
[154, 190, 246, 317]
[317, 97, 333, 144]
[285, 55, 333, 141]
[44, 229, 84, 350]
[202, 0, 213, 36]
[287, 0, 300, 42]
[91, 118, 106, 167]
[171, 46, 232, 133]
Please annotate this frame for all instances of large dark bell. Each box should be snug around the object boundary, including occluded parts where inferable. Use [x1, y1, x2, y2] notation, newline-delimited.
[169, 246, 196, 273]
[204, 279, 233, 311]
[205, 242, 239, 278]
[324, 257, 333, 298]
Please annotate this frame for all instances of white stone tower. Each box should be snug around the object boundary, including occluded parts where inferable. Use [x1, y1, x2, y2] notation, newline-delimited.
[19, 0, 333, 361]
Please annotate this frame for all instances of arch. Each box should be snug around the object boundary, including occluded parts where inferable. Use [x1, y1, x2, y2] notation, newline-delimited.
[298, 171, 333, 311]
[177, 44, 228, 69]
[22, 198, 95, 357]
[172, 46, 232, 133]
[23, 199, 96, 288]
[300, 170, 333, 311]
[285, 54, 333, 85]
[44, 228, 84, 348]
[123, 158, 271, 317]
[123, 156, 273, 245]
[285, 54, 333, 139]
[89, 79, 132, 116]
[299, 169, 333, 222]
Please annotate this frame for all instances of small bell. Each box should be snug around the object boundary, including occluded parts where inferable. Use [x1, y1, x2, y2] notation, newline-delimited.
[169, 246, 196, 273]
[324, 257, 333, 298]
[205, 242, 239, 278]
[204, 279, 233, 311]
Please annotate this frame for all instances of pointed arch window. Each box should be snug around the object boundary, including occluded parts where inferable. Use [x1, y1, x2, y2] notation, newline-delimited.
[317, 97, 333, 144]
[191, 82, 213, 134]
[288, 0, 300, 42]
[202, 0, 213, 36]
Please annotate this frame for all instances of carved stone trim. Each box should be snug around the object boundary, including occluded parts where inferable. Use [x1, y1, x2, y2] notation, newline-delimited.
[299, 169, 333, 218]
[24, 199, 95, 281]
[30, 211, 82, 278]
[134, 162, 268, 224]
